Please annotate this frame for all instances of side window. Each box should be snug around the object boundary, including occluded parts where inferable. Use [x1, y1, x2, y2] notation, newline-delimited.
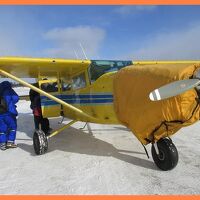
[72, 73, 86, 90]
[41, 81, 58, 92]
[89, 60, 133, 82]
[61, 79, 72, 91]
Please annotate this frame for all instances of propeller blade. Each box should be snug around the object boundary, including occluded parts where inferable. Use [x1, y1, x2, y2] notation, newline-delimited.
[149, 79, 200, 101]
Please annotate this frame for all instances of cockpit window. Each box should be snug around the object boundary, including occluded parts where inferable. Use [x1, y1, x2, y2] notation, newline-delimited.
[72, 72, 86, 90]
[61, 79, 72, 91]
[89, 60, 133, 82]
[41, 81, 58, 92]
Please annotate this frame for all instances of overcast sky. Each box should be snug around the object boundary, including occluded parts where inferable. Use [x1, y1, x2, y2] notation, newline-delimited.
[0, 6, 200, 60]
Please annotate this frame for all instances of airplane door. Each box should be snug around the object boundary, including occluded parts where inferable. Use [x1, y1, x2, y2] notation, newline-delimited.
[39, 78, 61, 118]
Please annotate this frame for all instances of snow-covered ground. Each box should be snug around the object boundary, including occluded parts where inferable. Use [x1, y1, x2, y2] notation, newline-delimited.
[0, 99, 200, 194]
[13, 87, 30, 96]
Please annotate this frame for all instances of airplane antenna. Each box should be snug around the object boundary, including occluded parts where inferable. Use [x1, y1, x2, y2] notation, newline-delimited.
[79, 43, 88, 60]
[73, 49, 79, 59]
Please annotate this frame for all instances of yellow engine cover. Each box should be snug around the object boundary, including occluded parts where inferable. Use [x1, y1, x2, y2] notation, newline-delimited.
[113, 63, 200, 145]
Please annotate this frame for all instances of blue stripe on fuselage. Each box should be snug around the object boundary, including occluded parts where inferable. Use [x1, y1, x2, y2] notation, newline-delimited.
[41, 94, 113, 100]
[41, 93, 113, 106]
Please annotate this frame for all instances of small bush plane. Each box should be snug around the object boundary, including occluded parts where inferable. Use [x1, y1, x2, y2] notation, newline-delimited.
[0, 57, 200, 171]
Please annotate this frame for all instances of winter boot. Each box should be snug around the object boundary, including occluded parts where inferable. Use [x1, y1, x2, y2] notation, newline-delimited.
[6, 142, 17, 148]
[0, 143, 7, 151]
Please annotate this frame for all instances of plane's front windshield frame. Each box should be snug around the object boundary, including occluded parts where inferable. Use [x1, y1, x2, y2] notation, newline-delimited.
[88, 60, 133, 83]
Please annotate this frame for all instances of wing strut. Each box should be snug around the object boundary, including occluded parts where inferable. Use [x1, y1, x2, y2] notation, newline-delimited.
[48, 120, 77, 138]
[0, 69, 97, 122]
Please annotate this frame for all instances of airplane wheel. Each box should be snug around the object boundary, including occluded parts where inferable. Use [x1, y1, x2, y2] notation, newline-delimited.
[151, 138, 178, 171]
[33, 130, 48, 155]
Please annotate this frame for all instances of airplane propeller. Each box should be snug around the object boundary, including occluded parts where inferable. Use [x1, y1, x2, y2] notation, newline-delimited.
[149, 79, 200, 101]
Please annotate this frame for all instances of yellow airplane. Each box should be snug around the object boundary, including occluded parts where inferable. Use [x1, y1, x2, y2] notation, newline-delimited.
[0, 57, 200, 171]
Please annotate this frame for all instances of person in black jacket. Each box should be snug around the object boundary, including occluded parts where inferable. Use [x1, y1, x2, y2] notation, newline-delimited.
[29, 83, 51, 135]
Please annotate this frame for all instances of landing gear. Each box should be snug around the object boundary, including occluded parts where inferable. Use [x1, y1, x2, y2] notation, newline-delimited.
[151, 138, 178, 171]
[32, 120, 77, 155]
[33, 130, 48, 155]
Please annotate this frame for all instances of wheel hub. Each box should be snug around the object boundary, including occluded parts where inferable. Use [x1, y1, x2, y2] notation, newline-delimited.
[158, 149, 165, 161]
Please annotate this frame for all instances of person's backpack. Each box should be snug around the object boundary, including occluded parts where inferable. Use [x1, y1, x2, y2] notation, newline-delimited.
[0, 96, 7, 114]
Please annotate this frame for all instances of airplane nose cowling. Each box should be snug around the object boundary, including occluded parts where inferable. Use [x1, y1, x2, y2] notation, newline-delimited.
[113, 63, 200, 145]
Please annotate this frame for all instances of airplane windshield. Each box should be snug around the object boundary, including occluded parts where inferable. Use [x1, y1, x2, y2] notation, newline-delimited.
[89, 60, 133, 82]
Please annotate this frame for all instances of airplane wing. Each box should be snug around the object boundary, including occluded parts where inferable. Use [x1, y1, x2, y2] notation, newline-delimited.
[0, 57, 90, 77]
[0, 56, 97, 122]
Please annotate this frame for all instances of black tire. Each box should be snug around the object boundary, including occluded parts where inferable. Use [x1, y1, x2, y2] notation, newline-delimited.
[33, 130, 48, 155]
[151, 138, 178, 171]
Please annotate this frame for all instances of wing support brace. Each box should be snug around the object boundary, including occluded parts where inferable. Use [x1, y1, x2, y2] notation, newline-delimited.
[0, 69, 97, 122]
[48, 120, 77, 138]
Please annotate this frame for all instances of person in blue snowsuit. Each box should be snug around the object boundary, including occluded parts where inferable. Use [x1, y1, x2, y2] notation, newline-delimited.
[0, 117, 8, 150]
[0, 81, 19, 150]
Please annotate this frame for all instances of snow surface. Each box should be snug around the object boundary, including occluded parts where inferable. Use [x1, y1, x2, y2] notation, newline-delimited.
[0, 99, 200, 194]
[13, 87, 30, 96]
